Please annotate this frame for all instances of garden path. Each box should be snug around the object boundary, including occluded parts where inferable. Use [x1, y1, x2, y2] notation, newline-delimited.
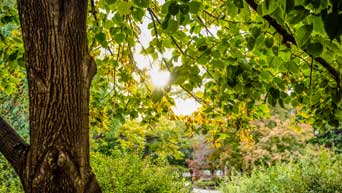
[192, 188, 222, 193]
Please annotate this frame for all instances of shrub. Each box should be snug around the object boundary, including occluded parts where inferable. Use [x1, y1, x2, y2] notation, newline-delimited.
[0, 152, 190, 193]
[220, 148, 342, 193]
[310, 128, 342, 153]
[91, 151, 190, 193]
[241, 117, 313, 171]
[194, 178, 223, 189]
[0, 155, 23, 193]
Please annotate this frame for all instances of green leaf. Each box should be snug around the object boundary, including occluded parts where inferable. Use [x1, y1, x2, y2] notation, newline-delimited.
[113, 14, 124, 23]
[95, 32, 107, 47]
[286, 0, 294, 12]
[313, 16, 325, 33]
[114, 33, 125, 43]
[162, 20, 169, 29]
[166, 19, 178, 33]
[260, 71, 272, 81]
[233, 0, 244, 9]
[336, 56, 342, 66]
[198, 52, 210, 64]
[279, 98, 285, 108]
[310, 94, 321, 104]
[268, 95, 277, 106]
[263, 0, 278, 14]
[335, 109, 342, 120]
[324, 13, 342, 40]
[286, 61, 299, 73]
[133, 0, 149, 8]
[1, 16, 15, 24]
[291, 98, 299, 107]
[151, 89, 164, 103]
[117, 1, 132, 15]
[272, 46, 279, 56]
[190, 65, 200, 75]
[132, 8, 145, 21]
[198, 45, 207, 51]
[265, 0, 271, 9]
[269, 87, 280, 99]
[287, 6, 309, 24]
[95, 32, 106, 42]
[8, 50, 18, 61]
[189, 1, 201, 14]
[270, 7, 284, 24]
[162, 14, 171, 29]
[172, 65, 189, 85]
[278, 62, 287, 72]
[247, 37, 255, 50]
[175, 77, 188, 86]
[4, 84, 14, 95]
[172, 72, 187, 85]
[307, 42, 323, 56]
[251, 27, 261, 38]
[264, 37, 274, 48]
[295, 24, 313, 47]
[180, 4, 190, 14]
[105, 0, 116, 5]
[168, 2, 179, 15]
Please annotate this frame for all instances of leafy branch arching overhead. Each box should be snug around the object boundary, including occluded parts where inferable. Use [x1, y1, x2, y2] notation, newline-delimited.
[1, 0, 342, 132]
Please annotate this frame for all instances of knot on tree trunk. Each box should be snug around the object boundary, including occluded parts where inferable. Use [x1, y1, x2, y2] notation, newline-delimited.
[30, 148, 100, 193]
[28, 68, 49, 94]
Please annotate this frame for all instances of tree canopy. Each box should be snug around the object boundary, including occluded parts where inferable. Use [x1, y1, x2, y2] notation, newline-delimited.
[2, 0, 341, 133]
[90, 0, 342, 131]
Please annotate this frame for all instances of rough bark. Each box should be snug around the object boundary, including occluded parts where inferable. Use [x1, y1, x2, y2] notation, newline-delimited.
[0, 117, 28, 174]
[0, 0, 104, 192]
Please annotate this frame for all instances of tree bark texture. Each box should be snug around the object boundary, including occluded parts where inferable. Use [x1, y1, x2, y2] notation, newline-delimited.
[0, 117, 29, 175]
[0, 0, 102, 192]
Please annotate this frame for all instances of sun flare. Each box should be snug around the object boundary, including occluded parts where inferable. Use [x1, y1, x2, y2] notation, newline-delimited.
[149, 68, 170, 88]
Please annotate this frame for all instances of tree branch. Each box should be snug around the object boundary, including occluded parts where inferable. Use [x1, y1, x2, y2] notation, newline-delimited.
[0, 116, 28, 174]
[245, 0, 341, 91]
[203, 10, 262, 24]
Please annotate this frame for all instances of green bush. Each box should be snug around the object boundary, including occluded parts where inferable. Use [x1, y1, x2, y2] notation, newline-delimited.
[221, 148, 342, 193]
[0, 152, 190, 193]
[91, 151, 190, 193]
[309, 128, 342, 153]
[194, 178, 222, 189]
[0, 155, 23, 193]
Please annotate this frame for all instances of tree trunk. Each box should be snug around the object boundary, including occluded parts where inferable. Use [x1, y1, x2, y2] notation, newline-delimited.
[0, 0, 101, 192]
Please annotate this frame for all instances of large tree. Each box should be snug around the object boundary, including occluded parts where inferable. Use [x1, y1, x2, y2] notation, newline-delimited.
[0, 0, 101, 192]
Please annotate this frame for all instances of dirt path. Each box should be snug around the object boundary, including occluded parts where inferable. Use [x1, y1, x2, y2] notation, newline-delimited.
[192, 188, 222, 193]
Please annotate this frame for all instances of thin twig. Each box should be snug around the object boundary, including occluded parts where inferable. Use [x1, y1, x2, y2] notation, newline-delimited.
[90, 0, 98, 22]
[128, 46, 152, 92]
[196, 15, 215, 37]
